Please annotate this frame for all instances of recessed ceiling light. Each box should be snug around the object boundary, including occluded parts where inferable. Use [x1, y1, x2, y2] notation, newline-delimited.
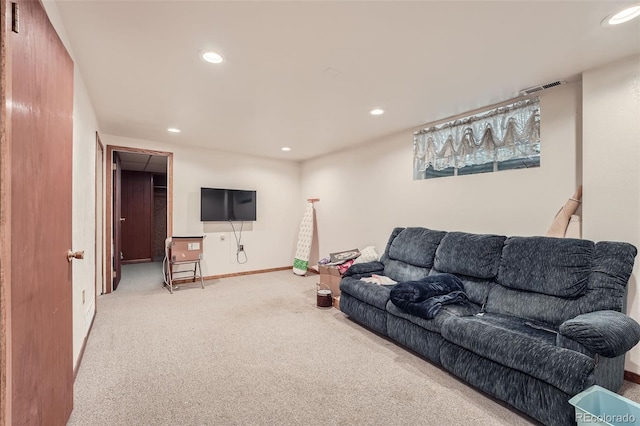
[370, 108, 384, 116]
[201, 51, 224, 64]
[602, 4, 640, 27]
[167, 128, 181, 133]
[281, 147, 291, 152]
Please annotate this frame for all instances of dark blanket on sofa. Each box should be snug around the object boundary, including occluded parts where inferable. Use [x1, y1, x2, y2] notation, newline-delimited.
[390, 273, 468, 319]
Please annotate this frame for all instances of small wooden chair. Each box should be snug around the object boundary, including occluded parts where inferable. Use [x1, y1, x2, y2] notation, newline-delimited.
[162, 236, 205, 293]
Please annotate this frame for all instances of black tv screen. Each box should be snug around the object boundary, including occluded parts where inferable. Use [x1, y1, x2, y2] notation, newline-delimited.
[201, 188, 257, 222]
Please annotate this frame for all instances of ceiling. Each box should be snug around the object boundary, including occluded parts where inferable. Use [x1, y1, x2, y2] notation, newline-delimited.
[117, 151, 167, 174]
[55, 1, 640, 161]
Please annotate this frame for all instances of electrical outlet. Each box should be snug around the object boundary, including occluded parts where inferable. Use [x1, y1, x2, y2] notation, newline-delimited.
[82, 290, 85, 304]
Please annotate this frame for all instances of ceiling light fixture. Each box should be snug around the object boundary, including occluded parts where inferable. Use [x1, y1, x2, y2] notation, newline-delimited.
[281, 147, 291, 152]
[167, 128, 181, 133]
[201, 51, 224, 64]
[602, 4, 640, 27]
[370, 108, 384, 116]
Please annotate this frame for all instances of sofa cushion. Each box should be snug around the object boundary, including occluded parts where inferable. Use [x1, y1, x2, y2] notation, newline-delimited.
[485, 284, 582, 327]
[340, 293, 388, 336]
[387, 227, 446, 269]
[383, 260, 431, 283]
[440, 313, 596, 395]
[434, 232, 506, 279]
[587, 241, 637, 301]
[339, 276, 392, 310]
[485, 240, 635, 327]
[386, 300, 480, 334]
[432, 271, 493, 306]
[497, 236, 594, 298]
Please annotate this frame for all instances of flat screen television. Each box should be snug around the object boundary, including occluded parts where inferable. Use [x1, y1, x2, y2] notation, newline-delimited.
[200, 188, 257, 222]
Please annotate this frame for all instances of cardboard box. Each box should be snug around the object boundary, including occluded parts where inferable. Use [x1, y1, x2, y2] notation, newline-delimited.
[333, 295, 341, 310]
[170, 236, 204, 262]
[318, 264, 342, 296]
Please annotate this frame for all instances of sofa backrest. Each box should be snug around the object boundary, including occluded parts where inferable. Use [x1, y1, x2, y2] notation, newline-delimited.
[433, 231, 506, 306]
[485, 238, 637, 326]
[380, 227, 637, 326]
[381, 227, 446, 282]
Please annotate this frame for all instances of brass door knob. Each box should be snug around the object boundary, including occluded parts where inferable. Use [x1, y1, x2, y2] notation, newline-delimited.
[67, 250, 85, 262]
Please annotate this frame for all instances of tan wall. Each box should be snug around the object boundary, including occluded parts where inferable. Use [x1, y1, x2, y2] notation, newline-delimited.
[102, 135, 302, 276]
[301, 82, 582, 256]
[41, 1, 101, 369]
[582, 54, 640, 374]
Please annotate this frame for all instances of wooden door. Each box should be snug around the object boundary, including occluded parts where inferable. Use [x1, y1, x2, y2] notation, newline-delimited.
[2, 0, 75, 424]
[113, 152, 122, 290]
[121, 171, 153, 263]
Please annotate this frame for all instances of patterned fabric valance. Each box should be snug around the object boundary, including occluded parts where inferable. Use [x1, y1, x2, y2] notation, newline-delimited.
[413, 97, 540, 175]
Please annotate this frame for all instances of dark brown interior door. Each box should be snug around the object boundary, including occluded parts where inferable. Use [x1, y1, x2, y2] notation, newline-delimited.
[121, 171, 153, 263]
[8, 0, 74, 423]
[113, 153, 122, 290]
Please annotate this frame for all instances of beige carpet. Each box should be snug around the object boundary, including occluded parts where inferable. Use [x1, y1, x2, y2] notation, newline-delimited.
[68, 263, 640, 425]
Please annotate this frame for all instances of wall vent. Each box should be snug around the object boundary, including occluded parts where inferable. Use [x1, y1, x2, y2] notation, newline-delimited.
[520, 79, 567, 96]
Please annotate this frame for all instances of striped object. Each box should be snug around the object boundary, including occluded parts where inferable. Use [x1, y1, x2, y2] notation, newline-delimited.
[293, 202, 315, 275]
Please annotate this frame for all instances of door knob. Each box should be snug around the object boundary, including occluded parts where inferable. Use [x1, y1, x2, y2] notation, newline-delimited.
[67, 250, 85, 262]
[120, 217, 126, 222]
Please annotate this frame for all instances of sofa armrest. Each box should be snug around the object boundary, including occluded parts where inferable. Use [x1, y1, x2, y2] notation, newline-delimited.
[342, 261, 385, 278]
[559, 311, 640, 358]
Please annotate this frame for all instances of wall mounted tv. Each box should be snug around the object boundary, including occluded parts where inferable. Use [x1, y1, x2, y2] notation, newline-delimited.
[200, 188, 257, 222]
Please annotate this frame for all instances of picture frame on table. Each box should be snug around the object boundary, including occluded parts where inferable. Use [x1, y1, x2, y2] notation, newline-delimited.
[329, 249, 360, 265]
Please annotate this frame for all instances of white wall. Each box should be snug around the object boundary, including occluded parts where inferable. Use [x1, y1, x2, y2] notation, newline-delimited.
[582, 54, 640, 374]
[301, 82, 582, 257]
[70, 76, 100, 368]
[102, 135, 302, 276]
[42, 1, 101, 369]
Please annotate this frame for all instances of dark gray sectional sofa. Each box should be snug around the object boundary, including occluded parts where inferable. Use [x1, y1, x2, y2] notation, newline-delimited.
[339, 227, 640, 425]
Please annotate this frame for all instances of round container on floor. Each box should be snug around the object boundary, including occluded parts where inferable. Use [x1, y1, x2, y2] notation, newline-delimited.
[317, 289, 332, 307]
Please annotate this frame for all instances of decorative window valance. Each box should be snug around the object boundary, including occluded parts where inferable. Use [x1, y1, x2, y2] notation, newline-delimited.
[413, 97, 540, 178]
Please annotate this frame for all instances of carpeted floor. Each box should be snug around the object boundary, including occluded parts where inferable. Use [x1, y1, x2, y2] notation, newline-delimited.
[68, 263, 640, 425]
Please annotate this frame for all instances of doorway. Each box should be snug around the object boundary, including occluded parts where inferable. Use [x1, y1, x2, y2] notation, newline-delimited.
[105, 146, 173, 293]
